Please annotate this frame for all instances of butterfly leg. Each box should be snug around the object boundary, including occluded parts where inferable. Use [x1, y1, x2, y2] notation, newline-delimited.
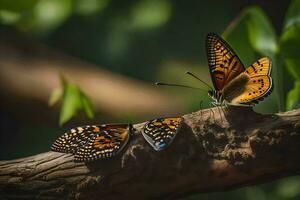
[221, 104, 227, 120]
[214, 101, 225, 125]
[217, 106, 224, 125]
[199, 100, 204, 122]
[210, 105, 217, 124]
[208, 102, 214, 122]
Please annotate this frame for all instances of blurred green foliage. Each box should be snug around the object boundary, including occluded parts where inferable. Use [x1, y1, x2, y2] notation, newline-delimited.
[0, 0, 72, 34]
[0, 0, 38, 13]
[73, 0, 110, 16]
[187, 176, 300, 200]
[1, 0, 300, 199]
[0, 0, 171, 35]
[281, 0, 300, 110]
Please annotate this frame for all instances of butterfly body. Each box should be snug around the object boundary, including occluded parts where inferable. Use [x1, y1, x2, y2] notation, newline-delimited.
[209, 73, 251, 106]
[206, 33, 273, 106]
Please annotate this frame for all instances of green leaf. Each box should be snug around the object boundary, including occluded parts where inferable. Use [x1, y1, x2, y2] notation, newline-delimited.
[59, 83, 82, 125]
[48, 87, 63, 106]
[280, 22, 300, 81]
[16, 0, 72, 36]
[81, 92, 95, 119]
[129, 0, 172, 30]
[223, 6, 278, 65]
[286, 81, 300, 110]
[55, 74, 96, 125]
[223, 14, 255, 66]
[281, 0, 300, 112]
[281, 0, 300, 81]
[245, 6, 278, 56]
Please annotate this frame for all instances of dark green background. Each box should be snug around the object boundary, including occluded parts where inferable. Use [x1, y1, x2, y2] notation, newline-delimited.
[0, 0, 299, 199]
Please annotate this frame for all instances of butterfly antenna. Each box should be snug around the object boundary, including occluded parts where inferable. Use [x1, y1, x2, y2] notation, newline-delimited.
[185, 71, 213, 90]
[155, 82, 207, 92]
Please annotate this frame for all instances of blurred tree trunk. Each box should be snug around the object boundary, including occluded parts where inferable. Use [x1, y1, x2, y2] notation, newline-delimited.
[0, 28, 183, 126]
[0, 107, 299, 199]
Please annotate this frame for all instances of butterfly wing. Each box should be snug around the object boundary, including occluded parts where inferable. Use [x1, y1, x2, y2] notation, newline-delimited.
[223, 57, 273, 105]
[206, 33, 245, 91]
[244, 57, 271, 76]
[74, 124, 130, 162]
[142, 117, 183, 151]
[51, 125, 102, 154]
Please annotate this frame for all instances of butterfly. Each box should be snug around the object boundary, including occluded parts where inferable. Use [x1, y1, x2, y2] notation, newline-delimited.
[51, 125, 100, 154]
[206, 33, 273, 106]
[142, 117, 183, 151]
[156, 33, 273, 107]
[51, 124, 131, 162]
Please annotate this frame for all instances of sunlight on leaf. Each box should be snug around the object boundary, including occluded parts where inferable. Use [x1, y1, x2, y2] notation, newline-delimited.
[0, 0, 38, 25]
[17, 0, 72, 35]
[245, 6, 278, 56]
[73, 0, 110, 16]
[59, 83, 82, 125]
[283, 0, 300, 31]
[281, 0, 300, 111]
[81, 93, 95, 119]
[48, 87, 63, 106]
[130, 0, 172, 30]
[281, 21, 300, 81]
[0, 10, 20, 24]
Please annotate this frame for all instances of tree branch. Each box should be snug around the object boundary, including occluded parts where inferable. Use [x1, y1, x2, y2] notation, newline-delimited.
[0, 107, 300, 199]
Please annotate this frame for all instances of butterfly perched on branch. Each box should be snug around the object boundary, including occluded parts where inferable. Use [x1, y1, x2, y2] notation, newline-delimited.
[142, 117, 183, 151]
[206, 33, 273, 106]
[51, 124, 131, 162]
[156, 33, 273, 107]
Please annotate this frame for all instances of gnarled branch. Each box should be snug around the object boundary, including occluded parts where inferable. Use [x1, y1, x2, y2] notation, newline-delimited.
[0, 107, 300, 199]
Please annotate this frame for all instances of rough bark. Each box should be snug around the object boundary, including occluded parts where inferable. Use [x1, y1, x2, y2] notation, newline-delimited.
[0, 107, 300, 200]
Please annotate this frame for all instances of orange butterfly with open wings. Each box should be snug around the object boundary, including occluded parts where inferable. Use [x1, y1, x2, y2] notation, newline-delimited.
[206, 33, 273, 106]
[156, 33, 273, 107]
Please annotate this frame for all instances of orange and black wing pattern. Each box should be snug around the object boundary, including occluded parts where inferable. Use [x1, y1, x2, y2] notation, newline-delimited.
[51, 124, 131, 162]
[230, 57, 273, 104]
[74, 124, 131, 162]
[51, 125, 101, 154]
[206, 33, 245, 91]
[142, 117, 183, 151]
